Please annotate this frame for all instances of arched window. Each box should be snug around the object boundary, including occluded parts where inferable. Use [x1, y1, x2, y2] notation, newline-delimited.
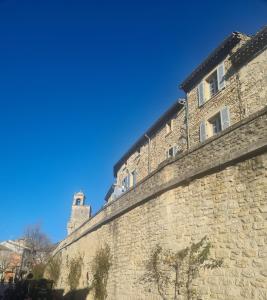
[76, 199, 81, 206]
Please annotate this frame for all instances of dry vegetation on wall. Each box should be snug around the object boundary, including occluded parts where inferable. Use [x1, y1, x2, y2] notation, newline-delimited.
[32, 263, 47, 280]
[46, 255, 62, 285]
[90, 244, 112, 300]
[67, 255, 83, 291]
[140, 236, 222, 300]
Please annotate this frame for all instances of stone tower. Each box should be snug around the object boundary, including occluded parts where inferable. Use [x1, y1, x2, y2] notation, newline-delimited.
[67, 192, 91, 235]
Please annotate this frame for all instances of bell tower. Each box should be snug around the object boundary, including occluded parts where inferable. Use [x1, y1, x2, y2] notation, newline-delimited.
[67, 192, 91, 235]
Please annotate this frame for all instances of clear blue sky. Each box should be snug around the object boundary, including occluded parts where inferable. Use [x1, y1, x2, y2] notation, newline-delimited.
[0, 0, 266, 243]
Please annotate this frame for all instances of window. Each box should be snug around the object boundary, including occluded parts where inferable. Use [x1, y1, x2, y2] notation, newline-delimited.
[166, 120, 173, 135]
[76, 199, 81, 206]
[197, 62, 225, 106]
[122, 175, 130, 191]
[166, 145, 178, 159]
[199, 107, 230, 142]
[209, 113, 222, 135]
[206, 71, 218, 98]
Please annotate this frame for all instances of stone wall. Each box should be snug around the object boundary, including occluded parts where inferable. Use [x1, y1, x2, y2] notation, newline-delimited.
[116, 107, 187, 193]
[186, 45, 267, 148]
[114, 40, 267, 193]
[237, 47, 267, 117]
[53, 107, 267, 300]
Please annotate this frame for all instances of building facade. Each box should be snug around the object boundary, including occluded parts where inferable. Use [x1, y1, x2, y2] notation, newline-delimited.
[0, 240, 31, 282]
[55, 25, 267, 300]
[105, 25, 267, 203]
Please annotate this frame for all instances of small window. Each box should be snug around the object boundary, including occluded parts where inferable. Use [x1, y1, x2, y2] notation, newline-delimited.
[198, 62, 225, 106]
[166, 145, 178, 159]
[200, 107, 230, 142]
[209, 113, 222, 135]
[166, 120, 173, 135]
[76, 199, 81, 206]
[122, 175, 130, 191]
[168, 147, 174, 157]
[206, 71, 218, 98]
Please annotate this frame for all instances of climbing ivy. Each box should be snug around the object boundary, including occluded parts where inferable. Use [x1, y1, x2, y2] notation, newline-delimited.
[141, 236, 223, 300]
[67, 255, 83, 291]
[91, 244, 112, 300]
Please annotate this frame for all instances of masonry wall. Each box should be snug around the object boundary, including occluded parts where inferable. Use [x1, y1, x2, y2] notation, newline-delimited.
[187, 45, 267, 148]
[115, 40, 267, 191]
[186, 55, 241, 148]
[116, 107, 187, 190]
[53, 108, 267, 300]
[237, 47, 267, 117]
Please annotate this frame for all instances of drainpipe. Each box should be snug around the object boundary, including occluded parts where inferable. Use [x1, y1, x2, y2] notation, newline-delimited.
[185, 98, 190, 151]
[145, 134, 151, 174]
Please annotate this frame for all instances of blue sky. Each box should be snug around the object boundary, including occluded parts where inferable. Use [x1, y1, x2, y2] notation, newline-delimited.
[0, 0, 266, 242]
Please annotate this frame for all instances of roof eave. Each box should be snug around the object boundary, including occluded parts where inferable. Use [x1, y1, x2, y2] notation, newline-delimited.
[231, 25, 267, 67]
[180, 32, 246, 92]
[113, 100, 185, 177]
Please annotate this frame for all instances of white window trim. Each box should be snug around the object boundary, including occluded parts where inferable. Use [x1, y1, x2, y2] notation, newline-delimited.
[166, 119, 173, 136]
[166, 145, 179, 159]
[199, 106, 231, 142]
[197, 61, 226, 107]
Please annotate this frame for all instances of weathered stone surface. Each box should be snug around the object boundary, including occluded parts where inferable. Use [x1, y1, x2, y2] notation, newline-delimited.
[51, 30, 267, 299]
[52, 108, 267, 299]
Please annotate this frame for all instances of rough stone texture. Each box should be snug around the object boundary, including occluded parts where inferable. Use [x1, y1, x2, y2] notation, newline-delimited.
[237, 47, 267, 117]
[116, 108, 187, 192]
[53, 108, 267, 300]
[67, 192, 91, 235]
[187, 46, 267, 148]
[114, 43, 267, 192]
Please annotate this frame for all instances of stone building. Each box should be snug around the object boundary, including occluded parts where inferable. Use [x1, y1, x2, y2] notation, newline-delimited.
[67, 192, 91, 235]
[105, 25, 267, 203]
[54, 25, 267, 300]
[181, 27, 267, 148]
[105, 100, 187, 202]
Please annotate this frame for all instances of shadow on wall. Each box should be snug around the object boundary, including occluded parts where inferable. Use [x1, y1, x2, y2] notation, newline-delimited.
[53, 288, 90, 300]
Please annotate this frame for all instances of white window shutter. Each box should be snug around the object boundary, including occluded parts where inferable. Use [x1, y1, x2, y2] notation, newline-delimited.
[132, 171, 137, 187]
[217, 62, 225, 90]
[199, 120, 206, 143]
[197, 81, 205, 106]
[127, 174, 130, 188]
[220, 107, 230, 130]
[173, 145, 177, 156]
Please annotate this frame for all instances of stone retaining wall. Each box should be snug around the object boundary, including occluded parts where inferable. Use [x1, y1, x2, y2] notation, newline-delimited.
[53, 107, 267, 300]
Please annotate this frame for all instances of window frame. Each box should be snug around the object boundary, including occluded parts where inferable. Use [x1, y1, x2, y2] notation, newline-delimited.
[199, 106, 231, 142]
[208, 113, 222, 135]
[166, 119, 173, 135]
[166, 145, 178, 159]
[197, 61, 226, 107]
